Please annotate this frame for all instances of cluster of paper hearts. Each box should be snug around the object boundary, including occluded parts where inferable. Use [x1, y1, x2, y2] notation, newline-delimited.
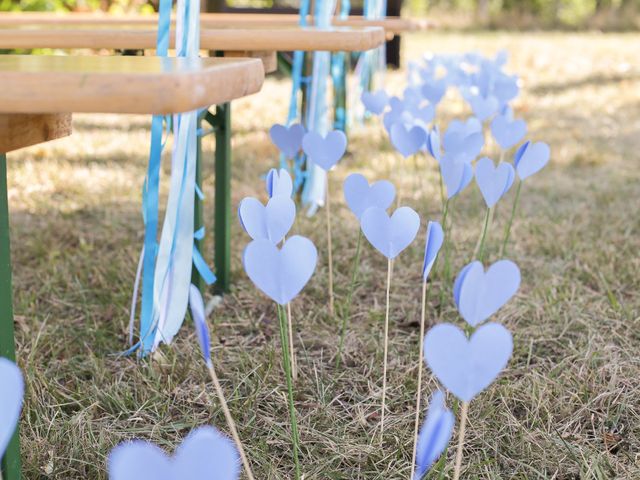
[475, 157, 515, 208]
[108, 426, 240, 480]
[0, 358, 23, 460]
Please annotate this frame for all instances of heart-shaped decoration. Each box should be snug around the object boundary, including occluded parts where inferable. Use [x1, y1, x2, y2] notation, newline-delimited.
[0, 358, 23, 459]
[468, 94, 499, 121]
[243, 235, 317, 305]
[390, 123, 428, 158]
[443, 119, 483, 161]
[423, 322, 513, 402]
[414, 390, 455, 479]
[440, 154, 473, 199]
[514, 141, 550, 180]
[422, 221, 444, 282]
[343, 173, 395, 220]
[301, 130, 347, 171]
[426, 127, 442, 163]
[475, 157, 515, 208]
[361, 89, 389, 115]
[360, 206, 420, 259]
[108, 426, 239, 480]
[238, 196, 295, 244]
[265, 168, 293, 198]
[454, 260, 520, 327]
[382, 97, 405, 133]
[421, 79, 447, 105]
[269, 123, 306, 159]
[490, 114, 527, 150]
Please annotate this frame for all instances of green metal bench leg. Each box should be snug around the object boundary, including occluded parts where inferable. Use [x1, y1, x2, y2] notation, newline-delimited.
[214, 103, 231, 293]
[0, 153, 22, 480]
[191, 114, 205, 294]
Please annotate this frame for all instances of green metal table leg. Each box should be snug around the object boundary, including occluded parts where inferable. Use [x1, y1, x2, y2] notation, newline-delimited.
[191, 113, 205, 294]
[213, 103, 231, 293]
[0, 153, 22, 480]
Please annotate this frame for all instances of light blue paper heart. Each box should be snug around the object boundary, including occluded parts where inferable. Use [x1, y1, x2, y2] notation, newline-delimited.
[407, 104, 435, 126]
[414, 390, 455, 479]
[455, 260, 521, 327]
[475, 157, 515, 208]
[422, 221, 444, 281]
[390, 123, 428, 158]
[421, 79, 447, 105]
[361, 89, 389, 115]
[423, 322, 513, 402]
[0, 358, 23, 459]
[108, 426, 239, 480]
[238, 196, 296, 244]
[440, 154, 473, 199]
[468, 94, 499, 121]
[243, 235, 317, 305]
[490, 114, 527, 150]
[426, 127, 442, 163]
[443, 119, 483, 161]
[514, 141, 550, 180]
[360, 206, 420, 259]
[343, 173, 396, 220]
[301, 130, 347, 171]
[382, 97, 405, 133]
[188, 284, 211, 366]
[265, 168, 293, 198]
[269, 123, 306, 159]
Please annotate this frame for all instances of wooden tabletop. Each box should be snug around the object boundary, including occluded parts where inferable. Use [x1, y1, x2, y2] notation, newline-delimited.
[0, 12, 430, 34]
[0, 55, 264, 114]
[0, 25, 386, 52]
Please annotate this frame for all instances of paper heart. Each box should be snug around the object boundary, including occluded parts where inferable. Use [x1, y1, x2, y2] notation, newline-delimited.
[361, 89, 389, 115]
[514, 141, 550, 180]
[243, 235, 317, 305]
[265, 168, 293, 198]
[494, 75, 519, 104]
[426, 127, 442, 163]
[390, 123, 427, 158]
[475, 157, 515, 208]
[343, 173, 396, 220]
[108, 426, 239, 480]
[491, 114, 527, 150]
[440, 154, 473, 199]
[454, 260, 521, 327]
[360, 206, 420, 259]
[443, 119, 483, 161]
[0, 358, 23, 459]
[468, 94, 499, 121]
[414, 390, 454, 479]
[238, 196, 296, 244]
[423, 322, 513, 402]
[403, 86, 424, 106]
[269, 123, 306, 159]
[301, 130, 347, 171]
[421, 79, 447, 105]
[382, 97, 405, 133]
[422, 221, 444, 281]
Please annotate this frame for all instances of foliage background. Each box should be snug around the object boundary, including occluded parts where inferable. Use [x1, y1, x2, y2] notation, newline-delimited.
[1, 0, 638, 29]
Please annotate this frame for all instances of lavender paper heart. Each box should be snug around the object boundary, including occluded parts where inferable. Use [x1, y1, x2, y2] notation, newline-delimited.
[514, 141, 550, 180]
[475, 157, 515, 208]
[390, 123, 428, 158]
[0, 358, 23, 459]
[360, 206, 420, 259]
[269, 123, 306, 159]
[343, 173, 395, 220]
[361, 89, 389, 115]
[302, 130, 347, 171]
[491, 114, 527, 150]
[238, 196, 296, 244]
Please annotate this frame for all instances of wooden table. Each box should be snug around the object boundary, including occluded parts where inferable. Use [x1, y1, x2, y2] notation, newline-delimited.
[0, 54, 264, 480]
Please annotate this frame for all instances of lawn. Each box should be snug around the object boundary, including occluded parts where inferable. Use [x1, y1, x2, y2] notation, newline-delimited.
[7, 31, 640, 478]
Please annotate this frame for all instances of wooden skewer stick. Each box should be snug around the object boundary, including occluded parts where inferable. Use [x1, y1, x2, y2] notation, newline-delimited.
[452, 401, 470, 480]
[380, 258, 394, 442]
[325, 179, 335, 316]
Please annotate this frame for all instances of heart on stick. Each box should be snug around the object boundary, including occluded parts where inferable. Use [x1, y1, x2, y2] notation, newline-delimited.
[468, 94, 499, 121]
[514, 141, 550, 180]
[360, 206, 420, 259]
[423, 322, 513, 402]
[301, 130, 347, 171]
[422, 221, 444, 282]
[475, 157, 515, 208]
[454, 260, 521, 327]
[269, 123, 306, 159]
[243, 235, 317, 305]
[491, 114, 527, 150]
[390, 123, 428, 158]
[108, 426, 240, 480]
[0, 358, 23, 459]
[343, 173, 396, 220]
[238, 196, 296, 245]
[440, 155, 473, 199]
[361, 89, 389, 115]
[421, 79, 447, 105]
[265, 168, 293, 198]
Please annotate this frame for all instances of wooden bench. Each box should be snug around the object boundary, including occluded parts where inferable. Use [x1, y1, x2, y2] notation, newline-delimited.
[0, 54, 264, 480]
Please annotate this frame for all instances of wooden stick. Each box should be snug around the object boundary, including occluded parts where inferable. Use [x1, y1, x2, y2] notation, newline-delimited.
[410, 279, 428, 479]
[380, 258, 394, 442]
[287, 302, 297, 381]
[207, 362, 256, 480]
[325, 179, 335, 316]
[452, 401, 470, 480]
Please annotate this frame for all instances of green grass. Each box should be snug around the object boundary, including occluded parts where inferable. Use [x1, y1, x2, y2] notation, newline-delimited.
[6, 31, 640, 478]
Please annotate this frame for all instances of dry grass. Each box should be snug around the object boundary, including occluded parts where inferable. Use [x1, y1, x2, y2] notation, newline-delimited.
[6, 31, 640, 479]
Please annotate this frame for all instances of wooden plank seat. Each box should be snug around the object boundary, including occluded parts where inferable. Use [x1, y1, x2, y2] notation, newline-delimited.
[0, 53, 264, 480]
